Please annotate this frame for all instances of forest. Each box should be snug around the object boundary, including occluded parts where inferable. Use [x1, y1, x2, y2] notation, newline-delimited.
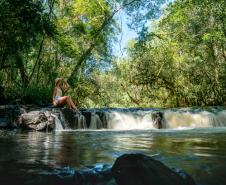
[0, 0, 225, 108]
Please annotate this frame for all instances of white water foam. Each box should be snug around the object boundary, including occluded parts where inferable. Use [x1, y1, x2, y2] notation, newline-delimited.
[53, 108, 226, 131]
[51, 114, 64, 130]
[164, 110, 226, 128]
[89, 112, 103, 129]
[106, 112, 154, 130]
[78, 114, 87, 129]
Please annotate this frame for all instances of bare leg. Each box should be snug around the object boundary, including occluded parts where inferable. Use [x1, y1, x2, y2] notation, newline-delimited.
[65, 96, 74, 109]
[54, 96, 78, 110]
[68, 96, 77, 109]
[57, 96, 68, 107]
[57, 96, 72, 108]
[62, 96, 77, 109]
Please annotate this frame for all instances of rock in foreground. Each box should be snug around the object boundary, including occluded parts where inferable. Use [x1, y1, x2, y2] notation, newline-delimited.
[112, 154, 196, 185]
[0, 153, 196, 185]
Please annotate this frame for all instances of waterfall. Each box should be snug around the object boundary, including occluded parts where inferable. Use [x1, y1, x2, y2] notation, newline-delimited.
[78, 114, 87, 129]
[107, 111, 154, 130]
[83, 108, 226, 130]
[52, 113, 64, 130]
[164, 109, 226, 128]
[214, 110, 226, 127]
[89, 112, 103, 129]
[164, 111, 210, 128]
[49, 107, 226, 131]
[52, 110, 88, 130]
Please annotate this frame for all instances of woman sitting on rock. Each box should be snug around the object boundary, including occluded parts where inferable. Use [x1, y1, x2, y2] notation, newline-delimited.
[52, 78, 77, 110]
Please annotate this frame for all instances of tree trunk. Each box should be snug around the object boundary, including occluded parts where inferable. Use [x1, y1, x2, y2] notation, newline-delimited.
[68, 0, 139, 87]
[15, 55, 28, 88]
[29, 36, 45, 83]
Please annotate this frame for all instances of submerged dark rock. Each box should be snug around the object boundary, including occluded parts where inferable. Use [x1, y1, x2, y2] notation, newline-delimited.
[171, 167, 196, 185]
[0, 154, 196, 185]
[112, 153, 196, 185]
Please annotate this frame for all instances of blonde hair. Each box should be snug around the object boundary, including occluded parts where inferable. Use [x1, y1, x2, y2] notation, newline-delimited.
[55, 78, 63, 86]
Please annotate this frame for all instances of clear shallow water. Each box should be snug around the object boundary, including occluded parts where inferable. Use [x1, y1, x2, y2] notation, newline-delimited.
[1, 128, 226, 185]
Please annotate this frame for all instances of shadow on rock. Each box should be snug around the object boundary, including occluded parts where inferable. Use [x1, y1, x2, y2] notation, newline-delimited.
[0, 154, 196, 185]
[112, 153, 196, 185]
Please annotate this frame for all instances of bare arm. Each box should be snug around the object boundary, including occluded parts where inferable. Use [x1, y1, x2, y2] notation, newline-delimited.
[63, 80, 70, 93]
[52, 87, 56, 102]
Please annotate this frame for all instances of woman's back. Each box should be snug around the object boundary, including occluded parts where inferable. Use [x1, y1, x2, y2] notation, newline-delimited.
[55, 87, 63, 97]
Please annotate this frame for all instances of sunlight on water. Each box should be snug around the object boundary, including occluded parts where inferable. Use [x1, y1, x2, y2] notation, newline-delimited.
[1, 119, 226, 185]
[0, 108, 226, 185]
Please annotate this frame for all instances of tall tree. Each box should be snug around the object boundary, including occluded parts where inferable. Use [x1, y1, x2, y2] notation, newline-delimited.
[0, 0, 54, 88]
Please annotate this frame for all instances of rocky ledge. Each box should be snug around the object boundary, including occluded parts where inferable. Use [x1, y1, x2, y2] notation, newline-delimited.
[0, 104, 82, 131]
[0, 105, 165, 131]
[0, 153, 196, 185]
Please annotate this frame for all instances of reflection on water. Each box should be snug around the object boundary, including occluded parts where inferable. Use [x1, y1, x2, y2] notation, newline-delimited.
[1, 128, 226, 185]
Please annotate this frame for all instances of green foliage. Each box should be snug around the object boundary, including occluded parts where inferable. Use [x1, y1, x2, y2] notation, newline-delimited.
[0, 0, 117, 105]
[0, 0, 55, 90]
[113, 0, 226, 107]
[0, 0, 53, 58]
[23, 85, 52, 105]
[1, 0, 225, 107]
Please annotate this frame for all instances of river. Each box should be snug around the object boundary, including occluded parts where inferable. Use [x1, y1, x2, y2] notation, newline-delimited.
[0, 128, 226, 185]
[1, 107, 226, 185]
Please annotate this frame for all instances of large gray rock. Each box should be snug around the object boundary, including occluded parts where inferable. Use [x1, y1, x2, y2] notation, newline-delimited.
[19, 111, 55, 131]
[17, 108, 85, 131]
[112, 153, 196, 185]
